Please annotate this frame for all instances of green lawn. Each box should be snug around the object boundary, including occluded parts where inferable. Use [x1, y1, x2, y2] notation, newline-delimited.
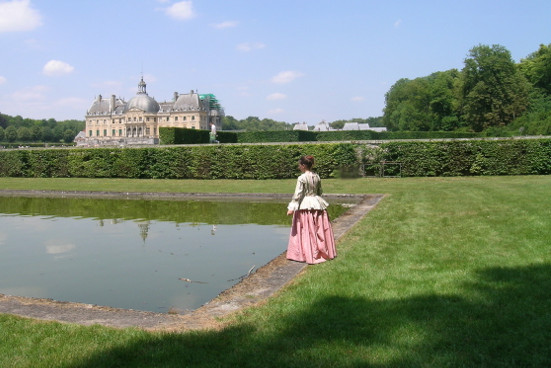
[1, 176, 551, 367]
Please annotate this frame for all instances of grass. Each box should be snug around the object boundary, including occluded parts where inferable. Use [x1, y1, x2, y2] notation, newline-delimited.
[1, 176, 551, 367]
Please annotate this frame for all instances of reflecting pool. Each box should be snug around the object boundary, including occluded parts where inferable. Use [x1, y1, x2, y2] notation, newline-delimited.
[0, 196, 347, 313]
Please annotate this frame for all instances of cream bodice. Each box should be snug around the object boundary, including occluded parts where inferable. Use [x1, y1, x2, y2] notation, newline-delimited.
[287, 171, 329, 211]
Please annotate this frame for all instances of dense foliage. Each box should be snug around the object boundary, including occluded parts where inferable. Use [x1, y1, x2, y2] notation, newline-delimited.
[374, 139, 551, 177]
[0, 114, 84, 144]
[0, 143, 358, 179]
[1, 139, 550, 179]
[383, 43, 551, 135]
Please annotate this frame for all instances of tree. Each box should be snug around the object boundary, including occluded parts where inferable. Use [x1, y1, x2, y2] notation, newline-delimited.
[31, 125, 43, 141]
[383, 77, 434, 131]
[0, 127, 4, 141]
[17, 126, 32, 141]
[427, 70, 462, 130]
[41, 126, 54, 142]
[5, 126, 18, 142]
[518, 43, 551, 96]
[458, 44, 530, 131]
[0, 114, 8, 128]
[63, 129, 76, 143]
[53, 126, 64, 142]
[221, 115, 239, 130]
[329, 120, 346, 129]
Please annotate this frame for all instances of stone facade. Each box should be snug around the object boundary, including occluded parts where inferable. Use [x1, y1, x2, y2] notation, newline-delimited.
[81, 77, 223, 146]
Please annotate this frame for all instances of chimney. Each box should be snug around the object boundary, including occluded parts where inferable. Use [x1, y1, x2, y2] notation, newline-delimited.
[110, 95, 116, 113]
[173, 92, 179, 101]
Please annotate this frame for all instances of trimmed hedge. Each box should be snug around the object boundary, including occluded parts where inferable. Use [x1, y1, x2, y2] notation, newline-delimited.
[0, 143, 358, 179]
[375, 139, 551, 177]
[1, 139, 550, 179]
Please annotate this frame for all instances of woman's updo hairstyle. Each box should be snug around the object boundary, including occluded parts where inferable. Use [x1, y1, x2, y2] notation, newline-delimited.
[299, 155, 315, 170]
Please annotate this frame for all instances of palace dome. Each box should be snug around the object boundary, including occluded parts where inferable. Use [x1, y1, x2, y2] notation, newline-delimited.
[124, 77, 160, 113]
[125, 94, 160, 113]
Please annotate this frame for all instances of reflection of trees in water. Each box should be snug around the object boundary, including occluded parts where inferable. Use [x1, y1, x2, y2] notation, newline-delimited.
[137, 220, 150, 242]
[0, 196, 348, 242]
[0, 196, 348, 225]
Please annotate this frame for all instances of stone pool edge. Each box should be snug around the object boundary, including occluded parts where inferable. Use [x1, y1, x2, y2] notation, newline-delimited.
[0, 191, 385, 331]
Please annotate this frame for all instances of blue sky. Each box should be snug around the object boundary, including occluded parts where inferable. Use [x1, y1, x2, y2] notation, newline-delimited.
[0, 0, 550, 125]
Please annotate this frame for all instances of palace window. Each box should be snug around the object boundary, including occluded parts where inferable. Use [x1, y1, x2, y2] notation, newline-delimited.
[89, 130, 93, 137]
[103, 129, 107, 136]
[119, 129, 122, 136]
[112, 129, 116, 136]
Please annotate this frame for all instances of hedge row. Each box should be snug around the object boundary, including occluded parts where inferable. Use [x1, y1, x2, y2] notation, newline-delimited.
[159, 127, 480, 145]
[1, 139, 549, 179]
[372, 139, 551, 177]
[0, 143, 358, 179]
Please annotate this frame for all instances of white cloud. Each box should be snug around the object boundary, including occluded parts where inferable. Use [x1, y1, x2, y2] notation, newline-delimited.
[351, 96, 365, 102]
[0, 76, 6, 85]
[213, 20, 238, 29]
[0, 0, 42, 33]
[394, 19, 402, 28]
[267, 92, 286, 101]
[13, 85, 48, 101]
[268, 108, 284, 114]
[165, 1, 195, 20]
[237, 42, 266, 52]
[43, 60, 75, 76]
[271, 70, 304, 84]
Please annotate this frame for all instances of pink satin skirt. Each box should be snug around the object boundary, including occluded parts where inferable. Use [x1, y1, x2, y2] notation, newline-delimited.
[287, 210, 337, 264]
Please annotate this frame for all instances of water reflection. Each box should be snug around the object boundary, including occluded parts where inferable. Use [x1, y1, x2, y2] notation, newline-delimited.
[0, 196, 347, 313]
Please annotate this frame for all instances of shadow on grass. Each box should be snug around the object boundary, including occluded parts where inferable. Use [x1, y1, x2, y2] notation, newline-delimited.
[70, 264, 551, 368]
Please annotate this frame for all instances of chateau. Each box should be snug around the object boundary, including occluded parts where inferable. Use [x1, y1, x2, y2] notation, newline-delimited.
[81, 77, 224, 146]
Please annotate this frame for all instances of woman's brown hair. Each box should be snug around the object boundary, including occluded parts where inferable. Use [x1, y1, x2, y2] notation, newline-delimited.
[299, 155, 315, 169]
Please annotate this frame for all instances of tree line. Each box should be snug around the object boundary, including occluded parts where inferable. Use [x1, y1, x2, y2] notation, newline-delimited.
[221, 115, 384, 131]
[383, 43, 551, 135]
[0, 114, 84, 144]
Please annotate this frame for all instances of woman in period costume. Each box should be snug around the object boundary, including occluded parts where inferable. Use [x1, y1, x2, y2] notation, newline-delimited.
[286, 155, 336, 264]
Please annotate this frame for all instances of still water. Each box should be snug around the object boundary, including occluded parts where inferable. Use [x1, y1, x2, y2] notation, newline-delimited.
[0, 196, 347, 313]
